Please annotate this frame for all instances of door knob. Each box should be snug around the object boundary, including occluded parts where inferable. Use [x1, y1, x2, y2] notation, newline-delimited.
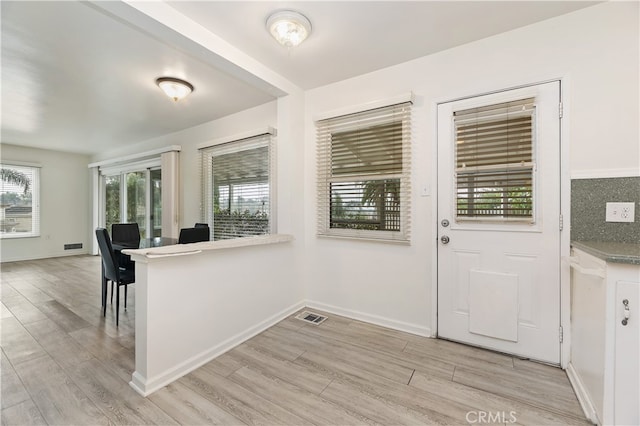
[440, 235, 450, 244]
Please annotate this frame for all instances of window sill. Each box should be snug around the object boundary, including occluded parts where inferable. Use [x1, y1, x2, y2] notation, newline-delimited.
[0, 233, 40, 240]
[317, 233, 410, 245]
[123, 234, 294, 261]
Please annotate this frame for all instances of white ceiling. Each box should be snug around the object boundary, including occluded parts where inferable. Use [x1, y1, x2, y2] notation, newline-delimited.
[1, 1, 598, 156]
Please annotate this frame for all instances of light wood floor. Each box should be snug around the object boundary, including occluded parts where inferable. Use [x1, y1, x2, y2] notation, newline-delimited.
[1, 255, 591, 425]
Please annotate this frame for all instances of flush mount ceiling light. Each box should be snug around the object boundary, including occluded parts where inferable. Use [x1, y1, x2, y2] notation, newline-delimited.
[266, 10, 312, 48]
[156, 77, 194, 102]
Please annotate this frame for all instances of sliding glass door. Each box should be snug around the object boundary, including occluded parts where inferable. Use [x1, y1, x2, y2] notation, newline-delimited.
[150, 169, 162, 237]
[102, 167, 161, 239]
[125, 171, 147, 236]
[105, 175, 121, 233]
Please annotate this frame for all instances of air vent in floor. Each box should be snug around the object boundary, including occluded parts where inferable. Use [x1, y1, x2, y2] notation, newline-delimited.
[295, 311, 328, 325]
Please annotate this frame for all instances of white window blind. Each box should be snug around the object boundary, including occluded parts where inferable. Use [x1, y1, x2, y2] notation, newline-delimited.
[1, 163, 40, 238]
[454, 98, 535, 221]
[317, 101, 412, 242]
[200, 133, 274, 240]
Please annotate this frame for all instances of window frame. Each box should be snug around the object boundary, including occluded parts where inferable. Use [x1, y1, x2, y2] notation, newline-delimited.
[316, 101, 412, 243]
[199, 130, 276, 241]
[453, 98, 537, 224]
[0, 162, 40, 239]
[98, 158, 162, 239]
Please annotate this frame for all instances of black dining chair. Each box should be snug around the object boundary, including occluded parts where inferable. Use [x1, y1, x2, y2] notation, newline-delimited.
[110, 223, 139, 302]
[95, 228, 135, 326]
[111, 223, 140, 245]
[178, 227, 210, 244]
[194, 222, 209, 228]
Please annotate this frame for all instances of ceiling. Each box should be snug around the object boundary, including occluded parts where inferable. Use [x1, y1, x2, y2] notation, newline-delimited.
[1, 1, 598, 156]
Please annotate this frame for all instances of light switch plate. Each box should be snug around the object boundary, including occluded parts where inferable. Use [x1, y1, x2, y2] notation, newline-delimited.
[605, 202, 635, 223]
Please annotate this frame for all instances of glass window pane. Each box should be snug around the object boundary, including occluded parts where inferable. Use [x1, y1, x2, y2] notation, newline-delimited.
[330, 179, 400, 231]
[105, 175, 121, 233]
[125, 171, 147, 238]
[1, 165, 38, 237]
[316, 101, 411, 241]
[454, 98, 535, 221]
[205, 139, 271, 241]
[150, 169, 162, 237]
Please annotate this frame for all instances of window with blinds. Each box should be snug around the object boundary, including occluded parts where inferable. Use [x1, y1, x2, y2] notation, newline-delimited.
[200, 133, 273, 240]
[317, 101, 412, 242]
[454, 98, 535, 222]
[0, 163, 40, 238]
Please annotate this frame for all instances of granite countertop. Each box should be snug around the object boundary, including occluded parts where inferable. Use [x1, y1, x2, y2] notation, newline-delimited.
[572, 240, 640, 265]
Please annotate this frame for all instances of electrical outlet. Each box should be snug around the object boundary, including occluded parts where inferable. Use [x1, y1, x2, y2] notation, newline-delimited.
[605, 202, 635, 223]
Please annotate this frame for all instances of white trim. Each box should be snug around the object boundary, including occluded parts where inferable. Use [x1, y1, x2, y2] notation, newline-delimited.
[0, 163, 41, 240]
[567, 362, 601, 425]
[88, 145, 181, 168]
[0, 160, 42, 168]
[305, 300, 431, 337]
[314, 92, 414, 122]
[196, 127, 276, 150]
[570, 168, 640, 179]
[129, 299, 305, 396]
[99, 158, 162, 176]
[559, 76, 572, 369]
[436, 78, 564, 106]
[317, 234, 410, 245]
[91, 167, 100, 255]
[430, 98, 440, 338]
[0, 250, 90, 263]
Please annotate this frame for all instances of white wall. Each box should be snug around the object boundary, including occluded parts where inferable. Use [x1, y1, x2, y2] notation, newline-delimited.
[129, 236, 303, 395]
[0, 144, 91, 262]
[36, 1, 636, 340]
[303, 2, 639, 334]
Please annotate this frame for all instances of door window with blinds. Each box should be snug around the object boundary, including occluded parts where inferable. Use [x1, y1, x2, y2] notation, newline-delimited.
[454, 98, 536, 222]
[0, 163, 40, 238]
[200, 133, 273, 240]
[316, 101, 412, 242]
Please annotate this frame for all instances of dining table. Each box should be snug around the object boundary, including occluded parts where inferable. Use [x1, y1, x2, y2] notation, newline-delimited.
[112, 236, 179, 251]
[101, 236, 178, 312]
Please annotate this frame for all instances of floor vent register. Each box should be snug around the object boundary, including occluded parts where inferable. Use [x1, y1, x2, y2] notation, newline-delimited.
[296, 311, 328, 325]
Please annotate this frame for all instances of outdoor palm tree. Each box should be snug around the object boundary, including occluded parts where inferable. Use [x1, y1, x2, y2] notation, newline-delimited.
[361, 179, 400, 230]
[0, 168, 30, 194]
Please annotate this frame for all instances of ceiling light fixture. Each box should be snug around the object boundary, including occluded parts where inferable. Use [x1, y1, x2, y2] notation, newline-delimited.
[156, 77, 194, 102]
[266, 10, 312, 48]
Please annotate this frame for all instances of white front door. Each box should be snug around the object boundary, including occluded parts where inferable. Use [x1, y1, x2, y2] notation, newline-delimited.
[437, 82, 561, 364]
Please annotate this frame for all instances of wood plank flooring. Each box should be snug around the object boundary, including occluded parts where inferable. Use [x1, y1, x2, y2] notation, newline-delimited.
[1, 255, 591, 425]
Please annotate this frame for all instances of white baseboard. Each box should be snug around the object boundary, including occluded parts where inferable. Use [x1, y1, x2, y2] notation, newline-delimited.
[305, 300, 432, 337]
[566, 362, 600, 425]
[129, 299, 306, 396]
[0, 249, 90, 263]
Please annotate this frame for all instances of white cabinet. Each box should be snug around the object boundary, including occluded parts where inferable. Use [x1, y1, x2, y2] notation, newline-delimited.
[569, 248, 639, 425]
[613, 280, 639, 424]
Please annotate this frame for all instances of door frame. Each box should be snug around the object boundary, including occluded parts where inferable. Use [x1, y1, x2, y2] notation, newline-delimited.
[430, 78, 572, 368]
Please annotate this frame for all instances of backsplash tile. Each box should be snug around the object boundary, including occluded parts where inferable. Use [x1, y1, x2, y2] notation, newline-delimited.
[571, 177, 640, 243]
